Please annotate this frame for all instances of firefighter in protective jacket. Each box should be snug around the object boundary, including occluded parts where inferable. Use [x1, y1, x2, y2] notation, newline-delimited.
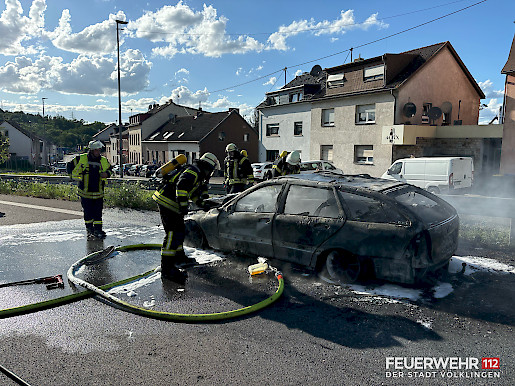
[224, 143, 254, 194]
[272, 150, 301, 177]
[67, 140, 112, 239]
[152, 152, 219, 283]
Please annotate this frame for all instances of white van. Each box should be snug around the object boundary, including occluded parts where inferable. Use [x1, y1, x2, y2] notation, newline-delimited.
[382, 157, 473, 194]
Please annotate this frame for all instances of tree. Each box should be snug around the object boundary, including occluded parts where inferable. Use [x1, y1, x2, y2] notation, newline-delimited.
[0, 132, 9, 164]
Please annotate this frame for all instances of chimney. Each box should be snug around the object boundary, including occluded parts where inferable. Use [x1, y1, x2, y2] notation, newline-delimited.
[354, 54, 364, 63]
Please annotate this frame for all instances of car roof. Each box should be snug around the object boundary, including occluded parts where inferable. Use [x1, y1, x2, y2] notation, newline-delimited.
[277, 172, 405, 192]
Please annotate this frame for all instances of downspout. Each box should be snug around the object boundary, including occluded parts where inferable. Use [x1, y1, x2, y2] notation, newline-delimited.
[390, 88, 397, 164]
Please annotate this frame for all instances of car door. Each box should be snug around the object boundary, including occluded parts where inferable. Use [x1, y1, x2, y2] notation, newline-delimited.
[336, 190, 411, 260]
[273, 184, 344, 266]
[217, 183, 284, 257]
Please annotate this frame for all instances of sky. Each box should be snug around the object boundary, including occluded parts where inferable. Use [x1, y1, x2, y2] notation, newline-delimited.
[0, 0, 512, 125]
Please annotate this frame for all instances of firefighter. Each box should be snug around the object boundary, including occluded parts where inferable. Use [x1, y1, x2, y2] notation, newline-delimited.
[272, 150, 301, 177]
[224, 143, 254, 194]
[67, 140, 112, 239]
[152, 152, 220, 283]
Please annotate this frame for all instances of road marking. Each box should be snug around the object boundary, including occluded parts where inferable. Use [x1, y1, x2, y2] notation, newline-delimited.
[0, 200, 83, 216]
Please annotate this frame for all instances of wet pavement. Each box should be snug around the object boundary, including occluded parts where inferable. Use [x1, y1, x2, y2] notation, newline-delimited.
[1, 195, 514, 385]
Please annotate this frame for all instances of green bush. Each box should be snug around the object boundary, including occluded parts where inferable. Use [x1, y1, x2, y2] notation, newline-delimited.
[0, 179, 157, 210]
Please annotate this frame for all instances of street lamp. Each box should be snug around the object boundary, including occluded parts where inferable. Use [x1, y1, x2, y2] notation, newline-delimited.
[42, 97, 47, 117]
[116, 19, 128, 178]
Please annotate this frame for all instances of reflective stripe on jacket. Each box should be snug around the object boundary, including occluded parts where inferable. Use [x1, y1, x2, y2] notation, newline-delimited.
[152, 164, 208, 214]
[69, 153, 111, 199]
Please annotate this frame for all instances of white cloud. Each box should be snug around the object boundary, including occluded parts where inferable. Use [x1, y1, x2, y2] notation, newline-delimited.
[48, 10, 128, 55]
[96, 98, 108, 102]
[479, 98, 503, 124]
[263, 76, 276, 86]
[478, 79, 504, 98]
[0, 0, 46, 55]
[175, 68, 189, 76]
[130, 1, 264, 58]
[267, 10, 388, 51]
[0, 49, 151, 95]
[294, 69, 302, 76]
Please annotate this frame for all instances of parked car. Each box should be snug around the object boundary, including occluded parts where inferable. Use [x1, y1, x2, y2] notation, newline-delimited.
[252, 162, 274, 181]
[112, 164, 120, 175]
[185, 172, 459, 285]
[300, 160, 343, 174]
[139, 164, 158, 178]
[127, 164, 142, 176]
[52, 162, 68, 174]
[381, 157, 474, 194]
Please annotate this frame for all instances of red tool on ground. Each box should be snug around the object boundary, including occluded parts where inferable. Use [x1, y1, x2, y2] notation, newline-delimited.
[0, 274, 64, 290]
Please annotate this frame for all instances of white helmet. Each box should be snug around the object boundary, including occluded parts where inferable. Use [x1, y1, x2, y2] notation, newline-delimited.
[88, 140, 104, 150]
[225, 143, 238, 153]
[286, 150, 301, 165]
[199, 152, 220, 171]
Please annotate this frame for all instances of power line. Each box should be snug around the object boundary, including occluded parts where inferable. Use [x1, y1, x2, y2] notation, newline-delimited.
[208, 0, 487, 93]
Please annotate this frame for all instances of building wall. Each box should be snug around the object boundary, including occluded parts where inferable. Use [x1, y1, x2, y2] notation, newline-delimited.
[0, 122, 33, 162]
[200, 112, 259, 165]
[500, 73, 515, 175]
[396, 46, 481, 126]
[259, 103, 311, 162]
[392, 137, 484, 172]
[310, 92, 395, 177]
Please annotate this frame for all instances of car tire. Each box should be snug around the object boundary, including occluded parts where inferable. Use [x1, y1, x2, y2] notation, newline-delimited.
[184, 220, 207, 249]
[325, 250, 361, 283]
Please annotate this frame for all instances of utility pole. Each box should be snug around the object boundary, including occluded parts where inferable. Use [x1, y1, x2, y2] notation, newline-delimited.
[116, 19, 128, 178]
[283, 67, 287, 86]
[42, 97, 47, 166]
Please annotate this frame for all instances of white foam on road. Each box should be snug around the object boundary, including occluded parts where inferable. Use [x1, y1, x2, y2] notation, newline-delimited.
[322, 255, 515, 303]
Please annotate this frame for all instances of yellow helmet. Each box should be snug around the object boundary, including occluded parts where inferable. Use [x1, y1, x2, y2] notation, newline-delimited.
[240, 149, 248, 157]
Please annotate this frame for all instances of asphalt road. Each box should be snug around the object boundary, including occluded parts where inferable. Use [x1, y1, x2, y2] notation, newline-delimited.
[0, 194, 514, 385]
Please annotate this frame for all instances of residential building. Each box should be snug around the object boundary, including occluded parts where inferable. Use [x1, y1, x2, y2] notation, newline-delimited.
[500, 34, 515, 175]
[127, 101, 199, 165]
[143, 109, 258, 168]
[92, 123, 117, 144]
[0, 120, 57, 167]
[257, 67, 325, 161]
[258, 42, 501, 177]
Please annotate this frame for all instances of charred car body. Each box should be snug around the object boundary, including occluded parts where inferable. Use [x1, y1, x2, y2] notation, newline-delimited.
[185, 172, 459, 284]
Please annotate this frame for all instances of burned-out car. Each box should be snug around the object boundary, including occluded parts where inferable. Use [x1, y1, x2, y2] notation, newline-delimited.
[185, 173, 459, 284]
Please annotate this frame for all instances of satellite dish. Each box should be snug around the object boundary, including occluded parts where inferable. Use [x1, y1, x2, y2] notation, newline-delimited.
[441, 101, 452, 114]
[402, 102, 417, 118]
[310, 65, 322, 77]
[428, 107, 442, 121]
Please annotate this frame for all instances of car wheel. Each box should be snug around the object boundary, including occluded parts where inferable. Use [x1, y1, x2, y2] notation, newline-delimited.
[325, 250, 361, 283]
[427, 186, 440, 194]
[184, 220, 207, 249]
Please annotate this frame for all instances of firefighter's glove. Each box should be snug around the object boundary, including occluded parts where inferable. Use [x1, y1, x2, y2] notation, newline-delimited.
[179, 206, 189, 216]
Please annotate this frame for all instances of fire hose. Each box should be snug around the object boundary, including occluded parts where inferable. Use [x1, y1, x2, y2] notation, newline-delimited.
[1, 244, 284, 322]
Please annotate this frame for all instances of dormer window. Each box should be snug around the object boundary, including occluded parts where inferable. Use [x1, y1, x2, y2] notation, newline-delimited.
[327, 73, 345, 88]
[363, 64, 384, 81]
[289, 92, 303, 102]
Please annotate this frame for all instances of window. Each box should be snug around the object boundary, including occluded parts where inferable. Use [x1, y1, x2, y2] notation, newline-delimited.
[356, 104, 375, 124]
[266, 150, 279, 161]
[289, 92, 303, 102]
[321, 145, 333, 161]
[339, 191, 407, 224]
[322, 109, 334, 126]
[363, 65, 384, 81]
[355, 145, 374, 164]
[244, 133, 249, 141]
[388, 162, 402, 175]
[234, 185, 282, 213]
[294, 122, 303, 136]
[218, 132, 226, 141]
[327, 73, 345, 88]
[284, 186, 340, 218]
[266, 123, 279, 136]
[392, 189, 453, 225]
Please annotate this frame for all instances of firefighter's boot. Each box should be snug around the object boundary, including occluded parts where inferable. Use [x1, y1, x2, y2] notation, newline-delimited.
[161, 258, 187, 284]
